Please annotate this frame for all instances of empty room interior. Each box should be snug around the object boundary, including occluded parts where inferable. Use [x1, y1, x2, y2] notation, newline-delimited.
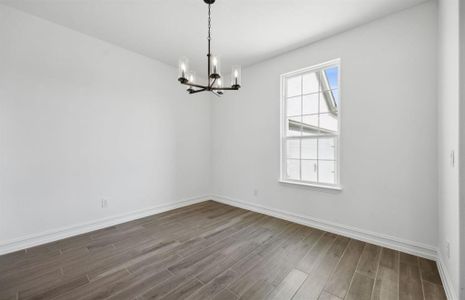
[0, 0, 464, 299]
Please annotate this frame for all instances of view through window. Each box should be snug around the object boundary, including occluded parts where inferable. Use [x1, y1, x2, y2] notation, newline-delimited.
[281, 60, 340, 187]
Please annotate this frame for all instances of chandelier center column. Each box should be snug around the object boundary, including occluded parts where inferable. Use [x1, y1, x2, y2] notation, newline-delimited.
[207, 3, 211, 83]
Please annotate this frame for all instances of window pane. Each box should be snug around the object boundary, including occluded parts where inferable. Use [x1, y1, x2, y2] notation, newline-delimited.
[319, 113, 338, 132]
[287, 96, 301, 116]
[287, 140, 300, 159]
[301, 139, 317, 159]
[301, 115, 318, 127]
[287, 76, 301, 97]
[302, 72, 319, 94]
[319, 93, 329, 113]
[287, 159, 300, 180]
[323, 66, 338, 90]
[318, 160, 335, 184]
[302, 94, 318, 115]
[287, 116, 302, 137]
[301, 115, 319, 136]
[318, 137, 335, 160]
[302, 160, 317, 182]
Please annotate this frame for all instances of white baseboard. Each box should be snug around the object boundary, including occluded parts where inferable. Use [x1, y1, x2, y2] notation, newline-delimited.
[437, 254, 459, 300]
[211, 194, 438, 260]
[0, 195, 209, 255]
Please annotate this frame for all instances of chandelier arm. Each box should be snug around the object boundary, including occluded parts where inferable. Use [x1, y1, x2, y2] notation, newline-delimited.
[189, 88, 208, 94]
[179, 81, 239, 91]
[212, 86, 239, 91]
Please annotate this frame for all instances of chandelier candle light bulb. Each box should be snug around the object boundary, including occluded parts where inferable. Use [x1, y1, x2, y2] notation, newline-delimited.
[213, 57, 217, 73]
[210, 55, 221, 79]
[231, 65, 241, 88]
[178, 57, 189, 84]
[186, 71, 196, 93]
[177, 0, 241, 96]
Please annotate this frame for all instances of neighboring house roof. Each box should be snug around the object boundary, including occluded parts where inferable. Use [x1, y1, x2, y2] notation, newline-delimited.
[288, 119, 336, 135]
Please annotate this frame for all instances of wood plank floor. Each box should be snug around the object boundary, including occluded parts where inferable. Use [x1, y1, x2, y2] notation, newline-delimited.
[0, 201, 446, 300]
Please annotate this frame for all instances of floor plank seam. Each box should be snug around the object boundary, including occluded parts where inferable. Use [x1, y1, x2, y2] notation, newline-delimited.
[181, 214, 261, 261]
[219, 225, 293, 297]
[293, 228, 326, 275]
[226, 287, 240, 298]
[397, 251, 401, 300]
[324, 236, 352, 299]
[194, 275, 206, 285]
[370, 246, 383, 299]
[418, 257, 427, 300]
[344, 242, 367, 299]
[290, 270, 309, 300]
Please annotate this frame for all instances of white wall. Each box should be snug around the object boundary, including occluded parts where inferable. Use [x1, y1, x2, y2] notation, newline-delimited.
[459, 1, 464, 298]
[0, 5, 211, 244]
[211, 2, 438, 250]
[437, 0, 461, 298]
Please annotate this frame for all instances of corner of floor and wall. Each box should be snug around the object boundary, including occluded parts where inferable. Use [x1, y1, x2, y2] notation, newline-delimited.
[437, 0, 463, 299]
[0, 1, 463, 299]
[459, 1, 465, 299]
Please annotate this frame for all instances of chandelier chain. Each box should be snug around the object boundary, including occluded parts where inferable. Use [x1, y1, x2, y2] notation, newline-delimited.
[208, 4, 211, 42]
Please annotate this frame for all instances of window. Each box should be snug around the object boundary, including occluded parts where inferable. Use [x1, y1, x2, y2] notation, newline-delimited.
[280, 60, 341, 188]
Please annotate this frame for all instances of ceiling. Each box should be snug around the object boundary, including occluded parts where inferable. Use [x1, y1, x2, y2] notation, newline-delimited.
[1, 0, 428, 76]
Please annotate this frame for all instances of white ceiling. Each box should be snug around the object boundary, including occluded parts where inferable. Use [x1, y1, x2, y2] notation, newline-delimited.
[2, 0, 428, 76]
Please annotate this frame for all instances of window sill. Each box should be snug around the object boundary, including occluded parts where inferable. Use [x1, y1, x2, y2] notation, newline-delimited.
[278, 179, 343, 191]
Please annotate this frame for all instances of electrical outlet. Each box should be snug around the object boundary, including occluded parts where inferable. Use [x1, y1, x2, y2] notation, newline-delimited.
[446, 241, 450, 259]
[101, 199, 108, 208]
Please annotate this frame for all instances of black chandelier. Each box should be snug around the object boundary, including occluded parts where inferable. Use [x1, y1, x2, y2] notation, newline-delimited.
[177, 0, 241, 96]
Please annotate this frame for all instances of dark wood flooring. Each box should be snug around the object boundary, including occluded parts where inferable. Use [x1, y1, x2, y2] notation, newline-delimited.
[0, 201, 446, 300]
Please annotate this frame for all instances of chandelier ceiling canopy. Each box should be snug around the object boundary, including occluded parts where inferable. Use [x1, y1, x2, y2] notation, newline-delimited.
[177, 0, 241, 96]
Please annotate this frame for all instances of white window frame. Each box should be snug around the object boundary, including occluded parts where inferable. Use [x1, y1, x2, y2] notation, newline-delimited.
[279, 59, 342, 190]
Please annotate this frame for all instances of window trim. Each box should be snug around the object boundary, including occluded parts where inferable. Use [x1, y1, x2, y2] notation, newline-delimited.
[279, 59, 342, 190]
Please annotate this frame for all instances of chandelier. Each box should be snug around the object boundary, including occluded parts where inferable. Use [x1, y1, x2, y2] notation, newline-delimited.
[177, 0, 241, 96]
